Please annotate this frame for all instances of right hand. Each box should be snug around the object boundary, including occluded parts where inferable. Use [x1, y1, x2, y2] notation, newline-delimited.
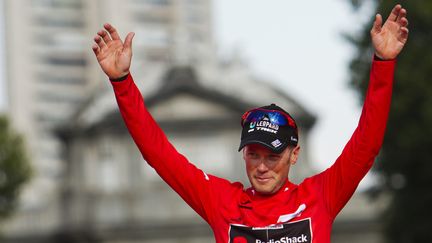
[92, 23, 135, 80]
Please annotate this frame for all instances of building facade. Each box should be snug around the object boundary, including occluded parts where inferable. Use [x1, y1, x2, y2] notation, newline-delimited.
[3, 0, 218, 235]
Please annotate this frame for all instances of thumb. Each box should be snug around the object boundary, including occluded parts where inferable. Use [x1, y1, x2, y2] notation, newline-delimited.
[124, 32, 135, 52]
[371, 14, 382, 35]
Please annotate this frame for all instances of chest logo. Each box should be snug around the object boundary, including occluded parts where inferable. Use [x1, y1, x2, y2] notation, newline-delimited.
[229, 218, 312, 243]
[277, 204, 306, 223]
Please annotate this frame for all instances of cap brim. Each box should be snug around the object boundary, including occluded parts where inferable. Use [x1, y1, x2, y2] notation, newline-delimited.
[238, 134, 288, 154]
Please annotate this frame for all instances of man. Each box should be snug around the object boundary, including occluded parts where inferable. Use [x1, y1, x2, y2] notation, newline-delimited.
[92, 4, 408, 243]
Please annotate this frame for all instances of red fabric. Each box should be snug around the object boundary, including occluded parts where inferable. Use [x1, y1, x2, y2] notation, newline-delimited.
[111, 59, 395, 243]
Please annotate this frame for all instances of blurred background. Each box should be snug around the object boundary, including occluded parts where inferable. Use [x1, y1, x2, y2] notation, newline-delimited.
[0, 0, 431, 242]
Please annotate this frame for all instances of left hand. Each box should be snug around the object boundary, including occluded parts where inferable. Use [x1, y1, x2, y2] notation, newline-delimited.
[371, 4, 409, 60]
[92, 23, 135, 80]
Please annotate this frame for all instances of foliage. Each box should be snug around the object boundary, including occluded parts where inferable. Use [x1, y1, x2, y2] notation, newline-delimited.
[0, 115, 32, 221]
[346, 1, 432, 242]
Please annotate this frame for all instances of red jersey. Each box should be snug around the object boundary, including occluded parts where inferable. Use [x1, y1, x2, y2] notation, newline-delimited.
[111, 59, 395, 243]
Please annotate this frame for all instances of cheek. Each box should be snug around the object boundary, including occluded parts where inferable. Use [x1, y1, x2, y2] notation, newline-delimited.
[273, 161, 290, 178]
[245, 161, 255, 173]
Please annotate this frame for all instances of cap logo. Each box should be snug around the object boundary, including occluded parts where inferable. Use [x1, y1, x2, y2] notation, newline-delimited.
[271, 139, 282, 148]
[255, 118, 279, 134]
[290, 136, 298, 142]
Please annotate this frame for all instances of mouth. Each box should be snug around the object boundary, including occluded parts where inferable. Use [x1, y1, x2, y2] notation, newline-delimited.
[255, 176, 272, 184]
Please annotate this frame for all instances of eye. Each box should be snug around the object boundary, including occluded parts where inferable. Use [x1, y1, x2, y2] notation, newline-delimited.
[247, 152, 259, 159]
[267, 155, 281, 162]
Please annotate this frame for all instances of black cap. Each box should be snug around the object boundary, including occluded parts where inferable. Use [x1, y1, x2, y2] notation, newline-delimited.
[238, 104, 298, 153]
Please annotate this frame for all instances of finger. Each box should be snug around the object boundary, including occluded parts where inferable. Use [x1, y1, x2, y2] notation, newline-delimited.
[371, 14, 382, 34]
[387, 4, 401, 22]
[124, 32, 135, 52]
[396, 8, 407, 25]
[92, 44, 100, 56]
[98, 30, 112, 44]
[104, 23, 122, 42]
[94, 35, 107, 50]
[400, 17, 408, 27]
[398, 27, 409, 43]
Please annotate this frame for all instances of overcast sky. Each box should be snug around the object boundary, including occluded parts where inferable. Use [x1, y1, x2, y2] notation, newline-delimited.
[0, 0, 375, 172]
[214, 0, 375, 172]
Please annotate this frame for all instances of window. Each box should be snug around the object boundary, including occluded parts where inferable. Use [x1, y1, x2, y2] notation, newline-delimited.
[36, 16, 84, 28]
[37, 91, 82, 104]
[35, 112, 66, 126]
[134, 14, 170, 24]
[32, 0, 83, 8]
[35, 32, 86, 52]
[43, 56, 87, 66]
[38, 76, 86, 85]
[132, 0, 170, 6]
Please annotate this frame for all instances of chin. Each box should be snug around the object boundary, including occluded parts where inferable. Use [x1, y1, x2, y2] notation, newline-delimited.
[257, 189, 274, 195]
[253, 184, 276, 195]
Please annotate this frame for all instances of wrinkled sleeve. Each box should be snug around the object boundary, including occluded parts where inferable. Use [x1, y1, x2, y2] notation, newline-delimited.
[111, 74, 231, 224]
[319, 59, 396, 219]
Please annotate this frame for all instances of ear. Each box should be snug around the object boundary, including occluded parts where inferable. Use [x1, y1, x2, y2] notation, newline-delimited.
[289, 145, 301, 165]
[242, 146, 248, 161]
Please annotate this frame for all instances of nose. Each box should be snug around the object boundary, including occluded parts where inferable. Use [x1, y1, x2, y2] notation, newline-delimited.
[256, 160, 269, 173]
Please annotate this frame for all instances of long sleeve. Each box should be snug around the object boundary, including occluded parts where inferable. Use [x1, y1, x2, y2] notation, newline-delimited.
[111, 74, 232, 224]
[319, 59, 396, 219]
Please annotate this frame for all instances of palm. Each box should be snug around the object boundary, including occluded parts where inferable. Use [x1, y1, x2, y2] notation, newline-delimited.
[373, 21, 406, 59]
[97, 40, 130, 78]
[371, 5, 409, 60]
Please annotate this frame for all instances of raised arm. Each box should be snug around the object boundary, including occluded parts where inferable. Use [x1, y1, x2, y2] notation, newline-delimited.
[320, 4, 409, 218]
[91, 24, 234, 224]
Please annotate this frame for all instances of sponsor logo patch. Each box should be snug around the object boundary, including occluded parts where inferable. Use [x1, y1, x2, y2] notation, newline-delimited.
[271, 139, 282, 148]
[229, 218, 312, 243]
[247, 116, 280, 134]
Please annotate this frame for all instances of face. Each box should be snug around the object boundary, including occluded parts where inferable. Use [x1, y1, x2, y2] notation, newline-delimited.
[243, 144, 300, 195]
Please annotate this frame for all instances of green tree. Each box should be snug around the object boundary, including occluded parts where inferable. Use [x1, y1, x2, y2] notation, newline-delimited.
[0, 115, 31, 221]
[347, 1, 432, 242]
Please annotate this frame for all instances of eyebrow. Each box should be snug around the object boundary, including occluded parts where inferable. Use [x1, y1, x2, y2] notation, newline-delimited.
[269, 154, 281, 158]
